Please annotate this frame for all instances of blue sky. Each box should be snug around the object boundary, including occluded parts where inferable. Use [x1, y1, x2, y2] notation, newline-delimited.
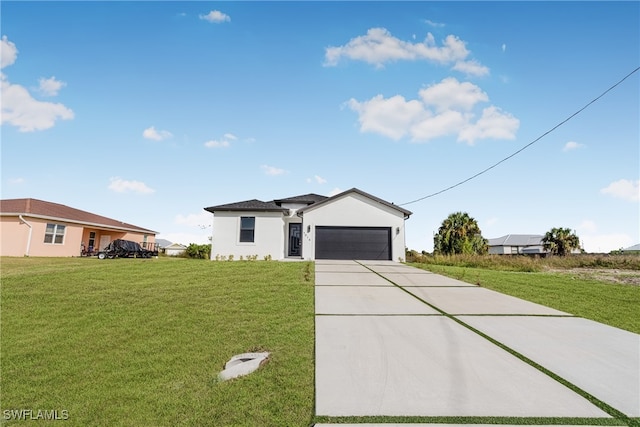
[2, 1, 638, 253]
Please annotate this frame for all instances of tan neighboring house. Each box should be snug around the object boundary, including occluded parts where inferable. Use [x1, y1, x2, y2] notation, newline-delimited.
[0, 198, 157, 257]
[164, 243, 188, 257]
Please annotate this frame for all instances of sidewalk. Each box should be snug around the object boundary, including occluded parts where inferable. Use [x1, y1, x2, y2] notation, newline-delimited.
[314, 260, 640, 422]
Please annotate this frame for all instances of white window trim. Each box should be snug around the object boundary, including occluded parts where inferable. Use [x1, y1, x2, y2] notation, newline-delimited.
[44, 223, 66, 245]
[238, 216, 256, 245]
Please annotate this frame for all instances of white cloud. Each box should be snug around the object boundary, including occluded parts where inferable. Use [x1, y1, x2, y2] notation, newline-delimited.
[348, 78, 519, 145]
[563, 141, 584, 152]
[199, 10, 230, 23]
[157, 232, 210, 246]
[312, 175, 327, 184]
[424, 19, 445, 28]
[0, 36, 74, 132]
[452, 59, 490, 77]
[419, 77, 488, 112]
[410, 110, 466, 141]
[600, 179, 640, 202]
[580, 233, 633, 253]
[204, 139, 230, 148]
[108, 177, 155, 194]
[1, 36, 17, 68]
[37, 76, 66, 96]
[175, 212, 211, 227]
[261, 165, 287, 176]
[347, 95, 424, 140]
[324, 28, 487, 76]
[143, 126, 173, 141]
[204, 132, 239, 148]
[575, 220, 635, 252]
[1, 78, 74, 132]
[457, 106, 519, 145]
[327, 187, 343, 197]
[8, 177, 25, 184]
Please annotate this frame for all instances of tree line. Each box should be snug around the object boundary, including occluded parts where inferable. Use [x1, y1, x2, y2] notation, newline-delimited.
[433, 212, 581, 256]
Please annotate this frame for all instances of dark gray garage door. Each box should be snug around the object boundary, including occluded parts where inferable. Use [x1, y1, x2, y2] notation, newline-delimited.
[315, 226, 391, 260]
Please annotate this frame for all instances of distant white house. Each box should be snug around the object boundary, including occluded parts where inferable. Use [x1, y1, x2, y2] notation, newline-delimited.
[164, 242, 188, 256]
[204, 188, 412, 261]
[488, 234, 546, 255]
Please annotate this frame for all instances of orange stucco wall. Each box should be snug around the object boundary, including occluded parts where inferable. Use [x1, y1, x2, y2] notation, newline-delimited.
[1, 217, 30, 256]
[0, 216, 155, 257]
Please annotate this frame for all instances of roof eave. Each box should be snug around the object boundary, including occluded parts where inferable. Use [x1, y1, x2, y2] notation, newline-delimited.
[1, 212, 158, 234]
[204, 207, 288, 214]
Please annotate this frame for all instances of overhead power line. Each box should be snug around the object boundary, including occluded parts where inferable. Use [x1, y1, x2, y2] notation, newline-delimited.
[400, 66, 640, 207]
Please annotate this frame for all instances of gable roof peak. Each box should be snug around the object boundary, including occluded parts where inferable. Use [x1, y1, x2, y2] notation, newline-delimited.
[297, 187, 412, 217]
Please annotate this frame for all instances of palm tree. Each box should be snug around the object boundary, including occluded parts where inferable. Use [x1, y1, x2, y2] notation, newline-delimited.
[433, 212, 488, 255]
[542, 227, 581, 256]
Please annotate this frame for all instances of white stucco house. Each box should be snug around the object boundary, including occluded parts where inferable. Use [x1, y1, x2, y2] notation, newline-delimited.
[204, 188, 412, 261]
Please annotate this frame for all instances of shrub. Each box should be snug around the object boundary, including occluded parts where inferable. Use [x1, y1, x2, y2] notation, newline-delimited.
[184, 243, 211, 260]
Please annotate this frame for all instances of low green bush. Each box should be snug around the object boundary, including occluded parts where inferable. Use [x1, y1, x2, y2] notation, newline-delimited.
[184, 243, 211, 259]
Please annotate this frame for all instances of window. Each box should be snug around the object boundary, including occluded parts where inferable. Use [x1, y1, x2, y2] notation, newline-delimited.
[44, 223, 66, 244]
[240, 217, 255, 242]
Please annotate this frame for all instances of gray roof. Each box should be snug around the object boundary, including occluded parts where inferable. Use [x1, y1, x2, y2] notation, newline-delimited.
[297, 188, 412, 218]
[623, 243, 640, 251]
[204, 194, 326, 213]
[204, 188, 411, 218]
[488, 234, 544, 247]
[274, 193, 328, 204]
[155, 238, 173, 248]
[204, 199, 286, 213]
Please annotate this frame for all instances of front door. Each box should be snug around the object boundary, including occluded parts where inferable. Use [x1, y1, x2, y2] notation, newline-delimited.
[288, 223, 302, 257]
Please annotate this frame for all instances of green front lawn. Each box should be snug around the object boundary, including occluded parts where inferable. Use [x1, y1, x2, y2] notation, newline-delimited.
[1, 257, 315, 426]
[410, 263, 640, 334]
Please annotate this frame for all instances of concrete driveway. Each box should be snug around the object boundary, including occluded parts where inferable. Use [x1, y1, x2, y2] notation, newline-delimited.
[314, 260, 640, 423]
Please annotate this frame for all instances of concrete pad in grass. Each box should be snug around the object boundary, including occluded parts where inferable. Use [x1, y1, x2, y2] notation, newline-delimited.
[315, 272, 393, 286]
[383, 273, 475, 287]
[459, 316, 640, 416]
[315, 286, 440, 315]
[315, 263, 372, 273]
[407, 287, 569, 315]
[315, 315, 608, 417]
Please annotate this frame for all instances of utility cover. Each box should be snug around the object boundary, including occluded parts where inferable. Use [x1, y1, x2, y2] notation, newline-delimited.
[218, 352, 270, 381]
